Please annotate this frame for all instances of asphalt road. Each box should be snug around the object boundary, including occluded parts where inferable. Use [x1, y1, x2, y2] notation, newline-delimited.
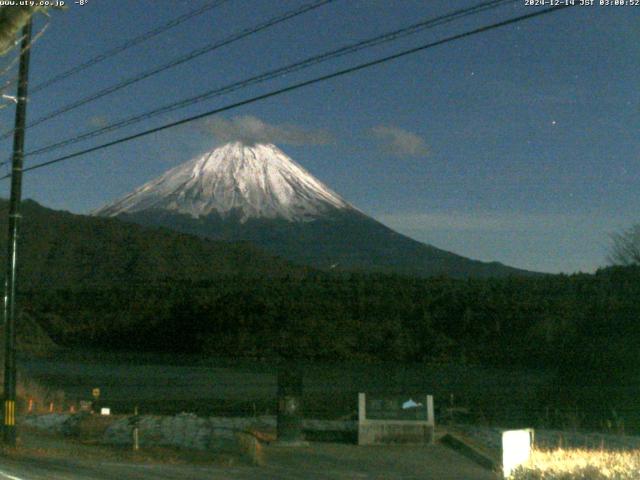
[0, 443, 497, 480]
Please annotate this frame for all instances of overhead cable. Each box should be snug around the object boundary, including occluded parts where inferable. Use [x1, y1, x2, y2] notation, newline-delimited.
[1, 5, 572, 180]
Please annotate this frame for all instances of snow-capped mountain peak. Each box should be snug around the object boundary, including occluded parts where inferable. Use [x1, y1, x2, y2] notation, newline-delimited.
[95, 142, 353, 222]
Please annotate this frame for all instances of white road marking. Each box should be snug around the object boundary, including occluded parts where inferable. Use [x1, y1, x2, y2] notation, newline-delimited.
[0, 469, 25, 480]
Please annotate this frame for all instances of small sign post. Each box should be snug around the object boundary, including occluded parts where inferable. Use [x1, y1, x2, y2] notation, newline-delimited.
[91, 387, 101, 413]
[276, 365, 306, 445]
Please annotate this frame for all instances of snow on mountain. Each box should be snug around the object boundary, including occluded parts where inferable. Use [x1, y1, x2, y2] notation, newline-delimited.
[93, 141, 534, 278]
[95, 142, 353, 222]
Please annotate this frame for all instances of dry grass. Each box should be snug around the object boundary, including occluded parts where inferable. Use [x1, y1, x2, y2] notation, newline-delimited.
[510, 448, 640, 479]
[235, 431, 266, 466]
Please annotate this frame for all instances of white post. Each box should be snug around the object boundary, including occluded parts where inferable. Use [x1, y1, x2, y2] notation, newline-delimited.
[426, 395, 435, 444]
[133, 427, 139, 451]
[358, 393, 366, 422]
[426, 395, 434, 426]
[133, 406, 139, 452]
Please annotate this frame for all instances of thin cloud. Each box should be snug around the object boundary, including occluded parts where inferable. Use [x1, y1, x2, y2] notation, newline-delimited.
[375, 210, 636, 274]
[371, 125, 428, 157]
[376, 211, 632, 233]
[203, 115, 333, 146]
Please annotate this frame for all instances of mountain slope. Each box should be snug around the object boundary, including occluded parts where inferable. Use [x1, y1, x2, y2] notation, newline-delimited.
[97, 142, 536, 278]
[116, 207, 529, 278]
[0, 199, 305, 289]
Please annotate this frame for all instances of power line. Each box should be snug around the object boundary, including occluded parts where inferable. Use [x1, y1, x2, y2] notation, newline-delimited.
[0, 17, 50, 112]
[23, 0, 516, 159]
[0, 0, 335, 142]
[29, 0, 232, 94]
[0, 5, 572, 181]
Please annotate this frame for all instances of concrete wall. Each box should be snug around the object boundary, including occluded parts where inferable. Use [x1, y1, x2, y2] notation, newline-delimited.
[23, 413, 357, 450]
[358, 393, 435, 445]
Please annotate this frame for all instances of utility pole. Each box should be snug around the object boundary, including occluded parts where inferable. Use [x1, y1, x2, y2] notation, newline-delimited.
[3, 18, 33, 446]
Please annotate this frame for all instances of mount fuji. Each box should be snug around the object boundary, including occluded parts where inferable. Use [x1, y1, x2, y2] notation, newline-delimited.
[95, 142, 531, 278]
[96, 142, 353, 222]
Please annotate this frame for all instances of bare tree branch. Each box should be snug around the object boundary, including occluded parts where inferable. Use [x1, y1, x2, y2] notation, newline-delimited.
[608, 225, 640, 266]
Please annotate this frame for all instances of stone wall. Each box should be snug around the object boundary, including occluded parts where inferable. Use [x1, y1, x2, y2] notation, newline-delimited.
[23, 413, 356, 450]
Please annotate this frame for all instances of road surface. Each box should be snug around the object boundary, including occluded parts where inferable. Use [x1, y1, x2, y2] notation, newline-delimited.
[0, 443, 496, 479]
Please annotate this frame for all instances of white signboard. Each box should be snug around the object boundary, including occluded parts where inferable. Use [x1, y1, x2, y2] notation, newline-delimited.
[502, 429, 533, 478]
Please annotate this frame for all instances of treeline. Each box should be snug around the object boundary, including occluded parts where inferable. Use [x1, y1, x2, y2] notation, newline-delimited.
[19, 265, 640, 430]
[21, 266, 640, 371]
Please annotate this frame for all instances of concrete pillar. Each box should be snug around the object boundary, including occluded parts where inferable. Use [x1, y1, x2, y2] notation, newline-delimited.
[276, 365, 306, 445]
